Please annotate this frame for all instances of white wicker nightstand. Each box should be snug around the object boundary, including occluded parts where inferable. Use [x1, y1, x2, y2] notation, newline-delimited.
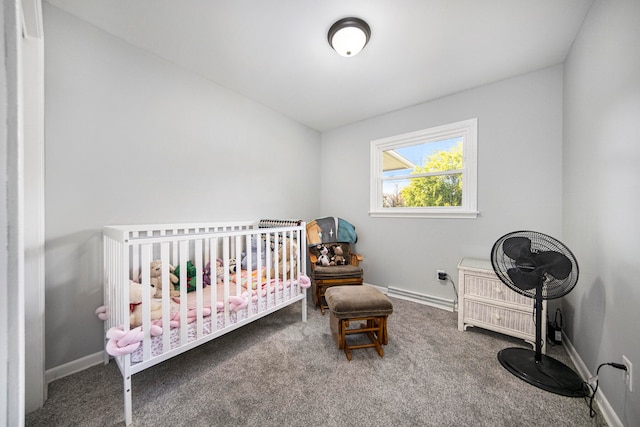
[457, 258, 546, 353]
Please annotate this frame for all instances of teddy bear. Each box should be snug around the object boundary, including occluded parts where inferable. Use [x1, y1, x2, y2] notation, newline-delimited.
[330, 244, 347, 266]
[141, 260, 179, 298]
[262, 237, 296, 278]
[129, 280, 163, 328]
[315, 244, 331, 267]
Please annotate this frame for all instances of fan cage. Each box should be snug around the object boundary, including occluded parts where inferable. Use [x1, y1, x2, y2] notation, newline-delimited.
[491, 230, 579, 300]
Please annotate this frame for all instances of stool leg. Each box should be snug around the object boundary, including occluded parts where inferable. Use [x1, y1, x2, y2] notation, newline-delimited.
[340, 319, 352, 360]
[339, 319, 346, 350]
[366, 318, 384, 357]
[319, 286, 328, 315]
[344, 346, 352, 361]
[379, 316, 388, 345]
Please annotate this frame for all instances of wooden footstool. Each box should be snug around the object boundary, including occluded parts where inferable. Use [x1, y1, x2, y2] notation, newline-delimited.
[324, 286, 393, 361]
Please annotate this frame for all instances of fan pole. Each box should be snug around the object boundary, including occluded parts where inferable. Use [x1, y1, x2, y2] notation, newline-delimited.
[535, 285, 543, 362]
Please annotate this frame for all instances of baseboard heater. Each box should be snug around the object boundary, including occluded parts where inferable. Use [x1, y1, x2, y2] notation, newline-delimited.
[387, 286, 455, 312]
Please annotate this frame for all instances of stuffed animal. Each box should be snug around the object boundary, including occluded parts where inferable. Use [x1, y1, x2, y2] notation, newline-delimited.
[330, 244, 347, 266]
[241, 236, 267, 271]
[228, 258, 238, 274]
[316, 244, 331, 267]
[203, 259, 224, 286]
[173, 260, 198, 292]
[203, 261, 212, 286]
[276, 238, 298, 277]
[215, 258, 224, 278]
[137, 260, 180, 298]
[129, 280, 163, 328]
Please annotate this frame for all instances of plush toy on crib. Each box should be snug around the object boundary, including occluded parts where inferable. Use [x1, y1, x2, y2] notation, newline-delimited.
[276, 238, 298, 277]
[241, 236, 267, 271]
[215, 258, 224, 278]
[173, 260, 198, 293]
[205, 259, 225, 282]
[129, 281, 163, 328]
[316, 244, 331, 267]
[137, 260, 180, 298]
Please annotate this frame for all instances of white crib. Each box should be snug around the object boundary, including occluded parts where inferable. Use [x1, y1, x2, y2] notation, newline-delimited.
[102, 220, 307, 425]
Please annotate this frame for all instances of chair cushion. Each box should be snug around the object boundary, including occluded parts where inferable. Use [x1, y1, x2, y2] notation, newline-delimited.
[313, 264, 363, 279]
[325, 286, 393, 318]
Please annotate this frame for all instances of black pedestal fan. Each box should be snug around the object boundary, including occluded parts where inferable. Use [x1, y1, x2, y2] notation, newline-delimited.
[490, 231, 589, 397]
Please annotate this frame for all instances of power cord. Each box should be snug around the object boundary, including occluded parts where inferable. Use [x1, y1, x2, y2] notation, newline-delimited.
[440, 274, 458, 307]
[587, 362, 628, 418]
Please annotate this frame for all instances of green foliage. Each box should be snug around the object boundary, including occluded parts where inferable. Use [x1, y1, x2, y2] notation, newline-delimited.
[400, 143, 463, 207]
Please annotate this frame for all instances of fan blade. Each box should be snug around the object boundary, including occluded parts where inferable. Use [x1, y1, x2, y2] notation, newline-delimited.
[507, 268, 541, 290]
[534, 251, 573, 280]
[503, 237, 533, 260]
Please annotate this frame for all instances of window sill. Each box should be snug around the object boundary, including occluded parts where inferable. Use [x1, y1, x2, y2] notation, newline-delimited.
[369, 209, 479, 219]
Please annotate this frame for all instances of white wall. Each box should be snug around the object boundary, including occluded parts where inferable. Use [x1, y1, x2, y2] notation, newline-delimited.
[321, 66, 564, 303]
[563, 0, 640, 425]
[43, 4, 320, 369]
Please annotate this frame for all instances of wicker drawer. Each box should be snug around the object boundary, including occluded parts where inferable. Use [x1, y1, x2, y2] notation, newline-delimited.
[463, 274, 530, 308]
[457, 258, 546, 353]
[462, 300, 536, 337]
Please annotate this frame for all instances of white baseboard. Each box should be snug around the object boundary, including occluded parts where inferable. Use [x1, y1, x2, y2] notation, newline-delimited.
[562, 332, 622, 427]
[45, 351, 105, 385]
[385, 286, 455, 312]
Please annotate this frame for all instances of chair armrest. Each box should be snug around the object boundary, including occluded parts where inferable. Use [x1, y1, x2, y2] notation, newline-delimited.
[309, 253, 318, 270]
[350, 252, 363, 266]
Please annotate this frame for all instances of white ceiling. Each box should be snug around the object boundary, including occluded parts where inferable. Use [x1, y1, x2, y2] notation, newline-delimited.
[45, 0, 594, 132]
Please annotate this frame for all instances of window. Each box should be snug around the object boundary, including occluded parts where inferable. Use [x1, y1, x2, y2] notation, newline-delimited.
[370, 118, 478, 218]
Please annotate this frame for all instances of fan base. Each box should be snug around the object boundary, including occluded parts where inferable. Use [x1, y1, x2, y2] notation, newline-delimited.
[498, 347, 589, 397]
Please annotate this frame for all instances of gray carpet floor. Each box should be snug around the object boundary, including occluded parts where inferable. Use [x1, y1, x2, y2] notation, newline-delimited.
[26, 296, 607, 426]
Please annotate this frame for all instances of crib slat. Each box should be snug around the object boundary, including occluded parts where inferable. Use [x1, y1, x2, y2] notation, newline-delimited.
[160, 243, 171, 353]
[210, 237, 218, 332]
[195, 239, 204, 338]
[234, 235, 242, 310]
[141, 244, 152, 360]
[131, 231, 140, 283]
[222, 236, 231, 325]
[265, 231, 272, 308]
[179, 241, 189, 345]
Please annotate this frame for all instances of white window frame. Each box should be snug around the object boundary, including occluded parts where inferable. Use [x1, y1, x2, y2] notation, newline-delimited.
[370, 118, 478, 219]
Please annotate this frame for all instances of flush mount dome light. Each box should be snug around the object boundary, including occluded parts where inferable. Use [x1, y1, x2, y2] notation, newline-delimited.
[328, 17, 371, 57]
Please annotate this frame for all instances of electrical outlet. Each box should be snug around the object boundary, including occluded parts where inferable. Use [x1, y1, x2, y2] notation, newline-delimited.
[622, 355, 633, 392]
[437, 270, 447, 281]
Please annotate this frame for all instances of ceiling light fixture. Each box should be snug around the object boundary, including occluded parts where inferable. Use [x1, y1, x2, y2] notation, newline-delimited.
[328, 17, 371, 57]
